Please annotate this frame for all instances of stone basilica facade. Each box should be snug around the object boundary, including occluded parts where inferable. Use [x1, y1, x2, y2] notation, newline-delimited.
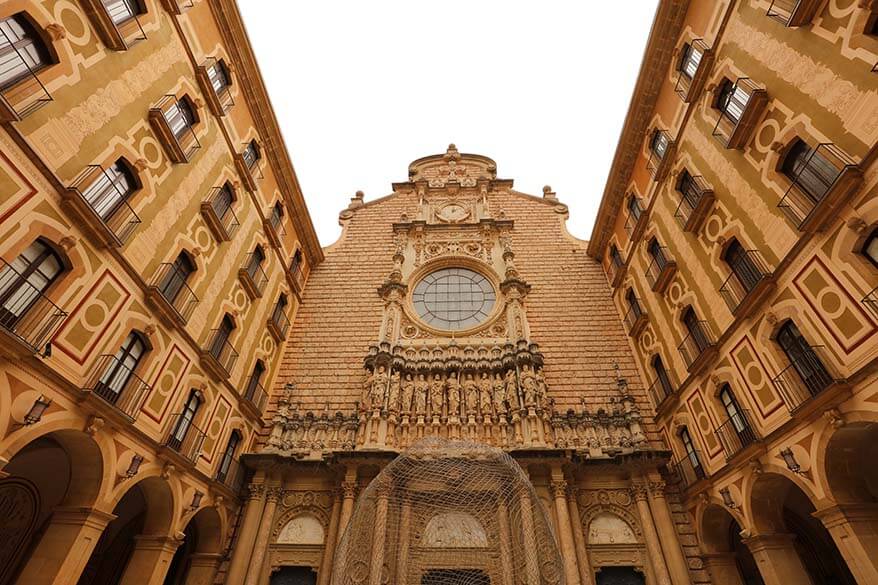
[0, 1, 877, 585]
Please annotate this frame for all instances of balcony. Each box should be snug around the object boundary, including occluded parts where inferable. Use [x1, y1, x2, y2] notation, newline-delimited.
[646, 133, 675, 182]
[82, 354, 150, 421]
[0, 258, 68, 356]
[716, 409, 760, 460]
[214, 458, 245, 492]
[772, 345, 844, 413]
[678, 320, 717, 374]
[0, 29, 52, 121]
[268, 308, 291, 343]
[200, 187, 240, 243]
[718, 251, 774, 317]
[264, 217, 286, 249]
[777, 143, 862, 233]
[160, 0, 194, 14]
[624, 202, 648, 243]
[623, 301, 648, 338]
[79, 0, 147, 51]
[645, 247, 677, 294]
[667, 452, 708, 491]
[145, 263, 199, 326]
[63, 165, 142, 247]
[200, 329, 239, 380]
[162, 414, 206, 465]
[242, 380, 267, 415]
[711, 78, 768, 149]
[235, 152, 264, 193]
[674, 39, 713, 103]
[863, 287, 878, 320]
[766, 0, 822, 27]
[673, 174, 714, 233]
[648, 375, 677, 411]
[148, 95, 201, 163]
[238, 255, 269, 300]
[195, 57, 234, 117]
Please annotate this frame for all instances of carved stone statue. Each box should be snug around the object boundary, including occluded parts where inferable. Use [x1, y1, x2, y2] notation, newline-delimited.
[370, 365, 389, 409]
[463, 373, 479, 415]
[447, 372, 461, 417]
[414, 373, 429, 415]
[520, 364, 537, 407]
[361, 368, 374, 408]
[505, 369, 519, 409]
[479, 372, 493, 416]
[429, 372, 445, 416]
[535, 367, 548, 407]
[388, 369, 401, 412]
[400, 373, 415, 414]
[493, 372, 506, 413]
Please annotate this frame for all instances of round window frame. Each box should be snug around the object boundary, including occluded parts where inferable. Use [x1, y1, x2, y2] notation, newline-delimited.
[405, 259, 503, 336]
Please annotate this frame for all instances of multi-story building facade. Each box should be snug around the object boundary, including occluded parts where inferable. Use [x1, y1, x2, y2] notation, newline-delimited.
[0, 1, 320, 584]
[590, 1, 878, 585]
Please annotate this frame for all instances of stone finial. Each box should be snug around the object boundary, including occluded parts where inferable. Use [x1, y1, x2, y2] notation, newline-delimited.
[348, 191, 365, 210]
[542, 185, 557, 200]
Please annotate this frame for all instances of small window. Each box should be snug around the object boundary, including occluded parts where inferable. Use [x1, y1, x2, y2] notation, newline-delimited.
[170, 389, 202, 446]
[677, 170, 700, 207]
[245, 360, 265, 400]
[158, 251, 196, 302]
[718, 384, 747, 431]
[723, 239, 763, 292]
[0, 239, 65, 326]
[207, 58, 231, 94]
[863, 228, 878, 268]
[272, 294, 288, 323]
[680, 427, 703, 471]
[609, 244, 623, 269]
[626, 289, 642, 318]
[209, 314, 235, 358]
[647, 238, 666, 268]
[677, 42, 703, 79]
[212, 182, 235, 221]
[0, 13, 52, 91]
[101, 0, 145, 25]
[682, 307, 709, 351]
[652, 355, 674, 396]
[776, 320, 832, 394]
[781, 138, 839, 203]
[81, 159, 138, 221]
[290, 249, 303, 274]
[650, 130, 669, 159]
[627, 195, 642, 221]
[163, 96, 197, 141]
[714, 78, 750, 125]
[242, 140, 260, 169]
[246, 246, 266, 277]
[97, 331, 147, 402]
[216, 430, 242, 482]
[270, 202, 284, 229]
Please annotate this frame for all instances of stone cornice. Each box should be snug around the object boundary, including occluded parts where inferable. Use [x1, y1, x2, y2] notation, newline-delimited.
[210, 0, 324, 267]
[586, 0, 690, 258]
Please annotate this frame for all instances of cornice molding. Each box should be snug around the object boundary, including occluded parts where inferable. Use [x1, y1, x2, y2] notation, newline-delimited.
[209, 0, 324, 267]
[586, 0, 690, 258]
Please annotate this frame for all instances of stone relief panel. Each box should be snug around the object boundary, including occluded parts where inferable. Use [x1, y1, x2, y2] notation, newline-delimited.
[588, 512, 638, 545]
[422, 512, 489, 548]
[276, 515, 325, 546]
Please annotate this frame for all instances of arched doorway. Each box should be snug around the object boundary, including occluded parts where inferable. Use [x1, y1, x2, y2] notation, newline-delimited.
[270, 566, 317, 585]
[749, 472, 855, 585]
[700, 503, 762, 585]
[162, 506, 223, 585]
[0, 430, 103, 585]
[595, 567, 645, 585]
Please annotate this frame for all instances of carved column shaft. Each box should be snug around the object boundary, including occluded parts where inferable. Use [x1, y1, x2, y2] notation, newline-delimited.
[647, 479, 692, 585]
[368, 486, 389, 585]
[244, 486, 282, 585]
[550, 478, 581, 585]
[317, 490, 343, 585]
[337, 479, 357, 545]
[632, 483, 673, 585]
[226, 483, 268, 585]
[566, 489, 594, 585]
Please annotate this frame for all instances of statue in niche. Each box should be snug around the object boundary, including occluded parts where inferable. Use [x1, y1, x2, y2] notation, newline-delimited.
[479, 372, 493, 416]
[447, 372, 461, 417]
[463, 373, 479, 415]
[361, 369, 374, 409]
[535, 367, 548, 407]
[400, 373, 415, 414]
[520, 364, 537, 407]
[505, 369, 519, 409]
[414, 373, 429, 415]
[388, 369, 401, 412]
[429, 372, 445, 416]
[370, 365, 389, 409]
[493, 372, 507, 413]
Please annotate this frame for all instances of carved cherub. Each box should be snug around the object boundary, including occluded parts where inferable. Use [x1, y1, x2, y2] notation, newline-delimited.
[463, 373, 479, 414]
[414, 373, 429, 414]
[400, 373, 415, 414]
[447, 372, 461, 417]
[429, 372, 445, 416]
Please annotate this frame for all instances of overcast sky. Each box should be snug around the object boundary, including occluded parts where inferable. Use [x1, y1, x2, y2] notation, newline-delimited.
[238, 1, 659, 247]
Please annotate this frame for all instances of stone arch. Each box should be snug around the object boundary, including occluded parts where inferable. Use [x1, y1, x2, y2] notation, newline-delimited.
[422, 511, 489, 548]
[276, 513, 326, 545]
[585, 510, 639, 545]
[818, 417, 878, 504]
[110, 473, 177, 536]
[698, 502, 746, 554]
[746, 470, 820, 534]
[185, 505, 224, 553]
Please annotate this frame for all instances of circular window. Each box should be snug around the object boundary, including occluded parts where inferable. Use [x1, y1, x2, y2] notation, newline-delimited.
[412, 267, 496, 331]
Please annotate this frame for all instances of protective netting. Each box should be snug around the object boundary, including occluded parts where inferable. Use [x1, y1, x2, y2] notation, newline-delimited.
[332, 438, 564, 585]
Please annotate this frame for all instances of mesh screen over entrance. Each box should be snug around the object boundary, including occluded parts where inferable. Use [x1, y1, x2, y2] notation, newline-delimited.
[331, 438, 564, 585]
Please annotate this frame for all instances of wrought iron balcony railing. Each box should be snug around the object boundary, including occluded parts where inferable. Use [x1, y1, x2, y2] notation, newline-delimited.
[648, 374, 676, 411]
[678, 320, 717, 371]
[215, 458, 245, 492]
[243, 380, 267, 413]
[0, 27, 52, 121]
[777, 143, 861, 232]
[716, 409, 760, 460]
[711, 78, 768, 149]
[201, 187, 240, 242]
[162, 413, 206, 464]
[146, 263, 199, 325]
[667, 451, 708, 491]
[674, 39, 712, 103]
[83, 354, 150, 420]
[673, 173, 714, 233]
[0, 258, 68, 353]
[645, 247, 676, 293]
[239, 254, 269, 299]
[148, 95, 201, 163]
[202, 329, 239, 379]
[771, 345, 841, 412]
[718, 250, 773, 315]
[65, 165, 142, 247]
[766, 0, 822, 27]
[863, 286, 878, 321]
[623, 300, 648, 337]
[196, 57, 234, 117]
[80, 0, 147, 51]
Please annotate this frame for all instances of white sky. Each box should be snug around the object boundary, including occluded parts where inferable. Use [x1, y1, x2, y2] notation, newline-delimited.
[238, 1, 659, 247]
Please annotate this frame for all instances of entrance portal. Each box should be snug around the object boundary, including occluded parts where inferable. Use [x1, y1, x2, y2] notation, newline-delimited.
[422, 569, 490, 585]
[270, 566, 317, 585]
[595, 567, 645, 585]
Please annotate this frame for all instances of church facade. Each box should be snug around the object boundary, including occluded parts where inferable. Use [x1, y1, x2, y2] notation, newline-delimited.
[0, 1, 877, 585]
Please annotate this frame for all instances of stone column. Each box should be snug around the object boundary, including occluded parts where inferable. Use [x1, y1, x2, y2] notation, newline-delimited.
[15, 506, 116, 585]
[337, 479, 358, 544]
[497, 501, 515, 585]
[631, 483, 672, 585]
[647, 478, 692, 585]
[368, 483, 389, 585]
[566, 487, 593, 585]
[186, 552, 224, 585]
[395, 499, 412, 585]
[701, 553, 745, 585]
[317, 490, 343, 585]
[743, 533, 813, 585]
[550, 476, 581, 585]
[519, 490, 542, 585]
[813, 503, 878, 585]
[244, 486, 282, 585]
[118, 535, 182, 585]
[226, 483, 268, 585]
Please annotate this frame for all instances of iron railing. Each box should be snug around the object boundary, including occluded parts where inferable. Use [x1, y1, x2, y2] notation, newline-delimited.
[678, 320, 716, 369]
[648, 374, 676, 410]
[667, 451, 707, 490]
[202, 186, 241, 240]
[215, 457, 244, 492]
[162, 413, 206, 463]
[863, 286, 878, 320]
[716, 409, 760, 459]
[623, 299, 646, 334]
[269, 305, 291, 339]
[0, 26, 53, 120]
[673, 173, 712, 230]
[718, 250, 772, 313]
[149, 263, 199, 323]
[777, 143, 857, 229]
[98, 0, 147, 49]
[83, 354, 150, 420]
[0, 258, 68, 352]
[673, 39, 709, 102]
[646, 131, 672, 179]
[712, 78, 760, 147]
[767, 0, 812, 26]
[645, 246, 673, 289]
[243, 380, 267, 412]
[772, 345, 839, 412]
[203, 329, 239, 376]
[241, 254, 269, 296]
[203, 57, 234, 113]
[150, 95, 201, 162]
[67, 165, 142, 245]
